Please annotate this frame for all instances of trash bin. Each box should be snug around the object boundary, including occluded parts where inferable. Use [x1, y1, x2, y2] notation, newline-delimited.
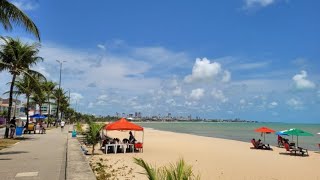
[72, 130, 77, 137]
[16, 126, 24, 136]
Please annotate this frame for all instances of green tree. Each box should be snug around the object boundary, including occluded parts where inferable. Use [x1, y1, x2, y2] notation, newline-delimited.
[53, 88, 69, 124]
[134, 158, 200, 180]
[13, 75, 35, 128]
[41, 81, 56, 118]
[85, 121, 104, 155]
[0, 37, 42, 138]
[0, 0, 40, 40]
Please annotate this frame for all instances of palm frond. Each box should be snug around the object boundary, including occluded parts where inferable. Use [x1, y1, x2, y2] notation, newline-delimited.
[0, 0, 40, 40]
[133, 158, 158, 180]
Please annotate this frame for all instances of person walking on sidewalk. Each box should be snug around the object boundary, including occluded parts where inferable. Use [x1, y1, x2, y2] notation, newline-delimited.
[9, 117, 16, 138]
[60, 120, 65, 132]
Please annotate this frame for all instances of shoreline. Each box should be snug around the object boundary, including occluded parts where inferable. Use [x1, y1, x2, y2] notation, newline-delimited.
[89, 128, 320, 180]
[137, 125, 320, 151]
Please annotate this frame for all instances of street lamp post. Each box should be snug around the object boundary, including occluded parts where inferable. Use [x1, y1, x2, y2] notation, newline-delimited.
[56, 60, 66, 125]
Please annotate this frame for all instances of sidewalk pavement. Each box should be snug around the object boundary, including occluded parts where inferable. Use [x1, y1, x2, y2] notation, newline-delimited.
[0, 126, 69, 180]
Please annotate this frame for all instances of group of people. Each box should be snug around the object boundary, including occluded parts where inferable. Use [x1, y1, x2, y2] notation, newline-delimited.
[102, 131, 137, 153]
[7, 117, 67, 138]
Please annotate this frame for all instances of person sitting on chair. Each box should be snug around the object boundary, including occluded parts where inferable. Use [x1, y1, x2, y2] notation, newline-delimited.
[256, 139, 270, 149]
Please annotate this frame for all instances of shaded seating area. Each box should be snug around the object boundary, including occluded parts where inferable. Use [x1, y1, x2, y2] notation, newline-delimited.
[251, 126, 274, 150]
[284, 142, 308, 156]
[103, 118, 144, 154]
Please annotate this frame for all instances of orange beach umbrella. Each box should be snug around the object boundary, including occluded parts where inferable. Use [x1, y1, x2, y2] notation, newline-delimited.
[254, 126, 275, 143]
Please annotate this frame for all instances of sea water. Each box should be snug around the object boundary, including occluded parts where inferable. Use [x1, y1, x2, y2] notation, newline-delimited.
[138, 122, 320, 151]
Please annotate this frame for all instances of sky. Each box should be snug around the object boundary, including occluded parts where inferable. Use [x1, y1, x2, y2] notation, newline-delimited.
[0, 0, 319, 123]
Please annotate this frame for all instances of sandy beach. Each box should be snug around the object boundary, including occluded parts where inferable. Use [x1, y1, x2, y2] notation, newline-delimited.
[88, 128, 320, 180]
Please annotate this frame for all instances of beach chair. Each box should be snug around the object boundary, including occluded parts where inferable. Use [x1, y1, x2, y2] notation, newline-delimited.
[284, 143, 308, 156]
[134, 142, 143, 153]
[251, 139, 260, 149]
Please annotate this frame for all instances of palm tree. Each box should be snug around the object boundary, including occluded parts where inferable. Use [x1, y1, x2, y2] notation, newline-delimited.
[31, 90, 46, 115]
[13, 75, 35, 128]
[41, 81, 56, 126]
[134, 158, 200, 180]
[59, 92, 70, 120]
[53, 88, 67, 125]
[0, 0, 40, 40]
[0, 37, 43, 138]
[85, 121, 104, 155]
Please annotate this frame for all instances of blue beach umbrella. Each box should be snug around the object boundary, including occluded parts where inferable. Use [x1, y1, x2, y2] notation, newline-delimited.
[276, 130, 289, 136]
[30, 114, 46, 119]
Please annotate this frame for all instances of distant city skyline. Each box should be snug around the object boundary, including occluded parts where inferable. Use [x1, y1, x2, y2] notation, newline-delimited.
[0, 1, 319, 123]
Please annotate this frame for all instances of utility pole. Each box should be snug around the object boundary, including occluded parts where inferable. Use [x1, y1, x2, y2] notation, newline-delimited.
[56, 60, 66, 126]
[68, 89, 71, 104]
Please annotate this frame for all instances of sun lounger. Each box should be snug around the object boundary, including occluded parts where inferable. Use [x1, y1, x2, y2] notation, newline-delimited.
[284, 143, 308, 156]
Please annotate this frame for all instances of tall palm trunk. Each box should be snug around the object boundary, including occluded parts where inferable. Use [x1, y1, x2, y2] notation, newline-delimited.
[26, 96, 30, 129]
[47, 96, 51, 127]
[39, 104, 42, 115]
[5, 74, 16, 138]
[55, 98, 59, 127]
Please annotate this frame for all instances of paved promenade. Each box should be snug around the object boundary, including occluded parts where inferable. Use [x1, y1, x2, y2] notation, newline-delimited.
[0, 126, 69, 180]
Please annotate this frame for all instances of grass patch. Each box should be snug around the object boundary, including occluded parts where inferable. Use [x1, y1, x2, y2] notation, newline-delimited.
[0, 139, 20, 150]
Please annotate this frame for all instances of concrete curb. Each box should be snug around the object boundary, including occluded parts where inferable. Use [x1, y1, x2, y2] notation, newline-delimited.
[66, 134, 96, 180]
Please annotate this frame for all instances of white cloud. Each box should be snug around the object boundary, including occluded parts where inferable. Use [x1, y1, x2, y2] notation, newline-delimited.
[184, 58, 229, 83]
[227, 111, 234, 114]
[38, 42, 162, 93]
[97, 44, 106, 50]
[133, 47, 190, 70]
[269, 101, 278, 108]
[12, 0, 39, 11]
[287, 98, 303, 110]
[222, 70, 231, 82]
[244, 0, 275, 8]
[172, 86, 182, 96]
[88, 102, 94, 108]
[189, 88, 205, 100]
[211, 89, 228, 103]
[70, 92, 83, 103]
[292, 70, 316, 90]
[234, 62, 269, 70]
[240, 99, 246, 105]
[165, 99, 176, 106]
[32, 66, 50, 78]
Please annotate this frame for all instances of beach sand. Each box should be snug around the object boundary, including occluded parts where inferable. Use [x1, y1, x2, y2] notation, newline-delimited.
[88, 128, 320, 180]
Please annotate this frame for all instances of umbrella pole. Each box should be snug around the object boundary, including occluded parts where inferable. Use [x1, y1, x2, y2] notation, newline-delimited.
[264, 133, 265, 143]
[142, 130, 144, 153]
[297, 136, 298, 147]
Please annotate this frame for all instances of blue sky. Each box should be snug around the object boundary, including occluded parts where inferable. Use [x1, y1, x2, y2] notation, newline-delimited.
[0, 0, 320, 123]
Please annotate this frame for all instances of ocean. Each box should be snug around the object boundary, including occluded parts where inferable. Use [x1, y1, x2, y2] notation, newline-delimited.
[137, 122, 320, 151]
